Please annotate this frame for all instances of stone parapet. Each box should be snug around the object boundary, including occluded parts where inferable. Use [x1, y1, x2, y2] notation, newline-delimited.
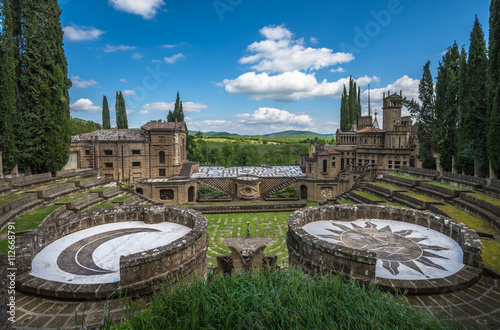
[10, 172, 54, 189]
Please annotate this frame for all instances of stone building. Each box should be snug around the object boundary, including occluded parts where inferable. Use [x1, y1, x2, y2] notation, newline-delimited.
[67, 122, 187, 181]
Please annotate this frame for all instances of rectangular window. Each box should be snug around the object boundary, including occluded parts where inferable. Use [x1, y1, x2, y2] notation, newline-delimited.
[85, 150, 90, 155]
[389, 161, 393, 164]
[132, 149, 141, 155]
[372, 160, 375, 164]
[159, 169, 166, 177]
[132, 162, 141, 167]
[104, 150, 113, 156]
[105, 162, 113, 168]
[403, 161, 407, 165]
[160, 189, 174, 200]
[332, 162, 336, 167]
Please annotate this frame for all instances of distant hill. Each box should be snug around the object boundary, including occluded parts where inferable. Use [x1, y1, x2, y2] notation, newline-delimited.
[202, 132, 240, 137]
[264, 130, 335, 138]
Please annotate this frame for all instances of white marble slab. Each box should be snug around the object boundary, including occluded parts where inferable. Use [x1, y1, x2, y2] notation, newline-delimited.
[303, 219, 464, 280]
[31, 221, 191, 284]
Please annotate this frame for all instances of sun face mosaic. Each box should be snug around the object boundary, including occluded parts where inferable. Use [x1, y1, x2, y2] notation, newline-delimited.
[303, 219, 465, 280]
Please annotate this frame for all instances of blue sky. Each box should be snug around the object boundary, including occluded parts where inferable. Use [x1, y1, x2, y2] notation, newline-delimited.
[62, 0, 491, 134]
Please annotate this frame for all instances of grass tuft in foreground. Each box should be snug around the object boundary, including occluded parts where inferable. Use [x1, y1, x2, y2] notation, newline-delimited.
[107, 269, 455, 330]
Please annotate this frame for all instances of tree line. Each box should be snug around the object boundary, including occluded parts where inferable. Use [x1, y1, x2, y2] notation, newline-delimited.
[406, 1, 500, 178]
[0, 0, 71, 174]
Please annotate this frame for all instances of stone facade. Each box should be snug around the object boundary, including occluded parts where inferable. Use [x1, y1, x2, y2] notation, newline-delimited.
[67, 122, 187, 182]
[335, 91, 419, 170]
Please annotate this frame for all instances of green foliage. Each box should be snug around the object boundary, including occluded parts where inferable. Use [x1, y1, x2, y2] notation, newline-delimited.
[115, 91, 128, 129]
[167, 91, 184, 122]
[488, 0, 500, 175]
[273, 185, 297, 198]
[109, 268, 452, 330]
[70, 117, 102, 135]
[197, 186, 224, 199]
[340, 77, 362, 132]
[102, 95, 111, 129]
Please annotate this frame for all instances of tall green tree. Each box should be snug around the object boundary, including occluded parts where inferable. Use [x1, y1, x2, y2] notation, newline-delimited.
[115, 91, 128, 129]
[102, 95, 111, 129]
[405, 60, 436, 169]
[460, 17, 488, 176]
[11, 0, 72, 174]
[168, 91, 185, 122]
[340, 86, 348, 131]
[457, 47, 470, 174]
[339, 77, 361, 131]
[434, 42, 460, 172]
[0, 0, 19, 173]
[488, 0, 500, 176]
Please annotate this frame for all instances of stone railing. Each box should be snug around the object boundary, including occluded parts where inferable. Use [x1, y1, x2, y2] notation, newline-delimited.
[287, 205, 482, 294]
[10, 172, 54, 188]
[55, 169, 79, 179]
[16, 205, 208, 300]
[441, 172, 483, 189]
[418, 182, 469, 198]
[460, 193, 500, 219]
[32, 183, 79, 201]
[187, 202, 307, 214]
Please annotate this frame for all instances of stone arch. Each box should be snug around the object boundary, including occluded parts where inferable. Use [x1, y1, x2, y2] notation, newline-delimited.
[159, 151, 166, 164]
[300, 185, 308, 200]
[188, 186, 195, 202]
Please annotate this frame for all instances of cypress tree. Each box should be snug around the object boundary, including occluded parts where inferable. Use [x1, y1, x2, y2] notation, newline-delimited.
[457, 47, 470, 174]
[348, 77, 356, 128]
[167, 110, 174, 122]
[464, 17, 488, 176]
[416, 61, 436, 168]
[102, 95, 111, 129]
[179, 101, 184, 122]
[488, 0, 500, 176]
[167, 91, 185, 122]
[340, 85, 348, 131]
[434, 43, 460, 172]
[115, 92, 122, 128]
[0, 0, 19, 172]
[120, 91, 128, 129]
[13, 0, 72, 173]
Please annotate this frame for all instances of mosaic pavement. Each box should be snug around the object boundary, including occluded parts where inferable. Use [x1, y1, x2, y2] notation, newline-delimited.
[191, 165, 306, 179]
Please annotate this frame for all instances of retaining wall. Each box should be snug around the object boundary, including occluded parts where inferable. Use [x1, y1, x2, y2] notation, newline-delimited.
[187, 202, 307, 214]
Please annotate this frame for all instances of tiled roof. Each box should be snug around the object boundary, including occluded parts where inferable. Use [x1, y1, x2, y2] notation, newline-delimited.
[71, 129, 147, 142]
[140, 121, 186, 130]
[318, 150, 341, 156]
[356, 127, 385, 133]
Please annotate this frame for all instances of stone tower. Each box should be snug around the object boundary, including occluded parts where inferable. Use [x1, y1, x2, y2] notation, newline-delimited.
[382, 90, 403, 132]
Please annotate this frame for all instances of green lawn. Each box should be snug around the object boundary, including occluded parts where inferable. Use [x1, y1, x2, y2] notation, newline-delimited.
[466, 193, 500, 207]
[0, 193, 28, 206]
[401, 192, 440, 203]
[205, 211, 292, 266]
[89, 186, 113, 193]
[84, 203, 114, 211]
[1, 205, 61, 234]
[482, 240, 500, 273]
[380, 202, 404, 207]
[54, 193, 91, 203]
[370, 182, 405, 191]
[434, 205, 499, 236]
[426, 182, 469, 191]
[338, 199, 355, 205]
[387, 174, 428, 181]
[111, 195, 133, 202]
[352, 191, 384, 202]
[70, 177, 94, 181]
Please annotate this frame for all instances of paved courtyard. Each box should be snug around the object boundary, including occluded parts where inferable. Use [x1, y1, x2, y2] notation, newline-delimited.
[191, 165, 306, 179]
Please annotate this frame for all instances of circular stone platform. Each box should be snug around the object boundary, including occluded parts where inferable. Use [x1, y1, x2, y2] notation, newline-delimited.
[287, 205, 483, 294]
[15, 206, 208, 300]
[31, 221, 191, 285]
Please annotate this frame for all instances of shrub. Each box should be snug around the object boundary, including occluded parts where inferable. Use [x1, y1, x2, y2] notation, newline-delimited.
[273, 185, 297, 198]
[197, 186, 224, 199]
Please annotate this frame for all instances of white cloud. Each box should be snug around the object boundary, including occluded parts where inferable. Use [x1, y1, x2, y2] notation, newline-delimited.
[161, 42, 187, 49]
[164, 53, 185, 64]
[310, 37, 319, 44]
[221, 70, 378, 102]
[132, 53, 143, 59]
[330, 67, 346, 73]
[70, 99, 101, 113]
[140, 110, 149, 115]
[109, 0, 165, 19]
[239, 25, 354, 73]
[122, 90, 136, 96]
[120, 79, 127, 83]
[126, 109, 134, 115]
[71, 76, 98, 88]
[103, 44, 137, 53]
[141, 102, 209, 112]
[235, 107, 313, 126]
[63, 23, 105, 41]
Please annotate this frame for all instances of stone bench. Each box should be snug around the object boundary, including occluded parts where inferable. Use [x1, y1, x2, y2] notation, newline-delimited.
[453, 198, 500, 233]
[56, 194, 103, 212]
[55, 169, 79, 179]
[75, 168, 98, 178]
[10, 172, 54, 189]
[459, 193, 500, 219]
[398, 167, 437, 180]
[415, 186, 452, 203]
[440, 172, 484, 190]
[365, 183, 404, 198]
[111, 195, 140, 206]
[31, 183, 80, 201]
[0, 194, 43, 230]
[73, 177, 108, 189]
[350, 191, 385, 205]
[484, 180, 500, 199]
[383, 174, 427, 188]
[394, 192, 443, 210]
[0, 181, 11, 195]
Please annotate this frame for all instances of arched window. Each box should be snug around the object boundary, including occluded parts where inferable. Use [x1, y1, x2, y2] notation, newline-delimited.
[159, 151, 165, 164]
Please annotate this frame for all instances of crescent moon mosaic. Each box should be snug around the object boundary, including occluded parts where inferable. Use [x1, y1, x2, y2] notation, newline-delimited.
[303, 219, 464, 280]
[30, 221, 191, 285]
